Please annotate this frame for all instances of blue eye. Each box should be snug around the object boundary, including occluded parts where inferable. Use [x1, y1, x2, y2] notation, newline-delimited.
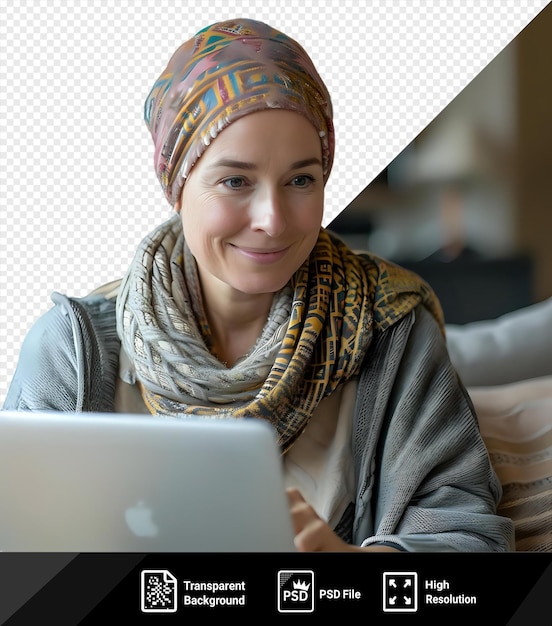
[291, 175, 314, 187]
[223, 177, 245, 189]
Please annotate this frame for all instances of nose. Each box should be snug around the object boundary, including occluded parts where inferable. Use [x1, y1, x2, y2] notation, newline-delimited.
[250, 187, 287, 237]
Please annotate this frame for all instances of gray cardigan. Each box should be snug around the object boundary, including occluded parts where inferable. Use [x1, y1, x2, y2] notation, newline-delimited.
[3, 289, 514, 552]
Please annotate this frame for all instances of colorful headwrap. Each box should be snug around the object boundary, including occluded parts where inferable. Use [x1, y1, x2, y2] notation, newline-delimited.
[144, 19, 335, 206]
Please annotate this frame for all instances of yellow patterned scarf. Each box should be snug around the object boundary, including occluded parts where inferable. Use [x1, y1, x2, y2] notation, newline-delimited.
[116, 215, 443, 453]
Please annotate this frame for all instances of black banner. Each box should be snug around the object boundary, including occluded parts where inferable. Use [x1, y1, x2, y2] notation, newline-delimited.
[0, 553, 550, 624]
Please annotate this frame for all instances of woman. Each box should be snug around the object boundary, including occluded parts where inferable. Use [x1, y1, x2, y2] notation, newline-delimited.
[4, 19, 514, 552]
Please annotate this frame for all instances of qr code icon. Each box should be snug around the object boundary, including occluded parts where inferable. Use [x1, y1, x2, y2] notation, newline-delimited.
[140, 569, 178, 613]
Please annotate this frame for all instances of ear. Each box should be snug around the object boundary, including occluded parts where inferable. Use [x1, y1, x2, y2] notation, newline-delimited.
[174, 196, 182, 214]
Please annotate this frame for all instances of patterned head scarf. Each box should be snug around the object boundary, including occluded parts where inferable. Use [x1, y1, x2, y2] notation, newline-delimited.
[144, 18, 334, 206]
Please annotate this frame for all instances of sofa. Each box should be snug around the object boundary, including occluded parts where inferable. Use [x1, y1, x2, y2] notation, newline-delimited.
[445, 297, 552, 552]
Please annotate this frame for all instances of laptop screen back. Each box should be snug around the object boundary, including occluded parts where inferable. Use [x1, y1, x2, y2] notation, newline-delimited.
[0, 411, 296, 552]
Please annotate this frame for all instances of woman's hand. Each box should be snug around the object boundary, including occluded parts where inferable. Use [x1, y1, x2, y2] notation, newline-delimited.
[286, 487, 400, 552]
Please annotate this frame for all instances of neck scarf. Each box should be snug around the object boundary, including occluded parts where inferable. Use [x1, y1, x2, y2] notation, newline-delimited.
[116, 214, 443, 453]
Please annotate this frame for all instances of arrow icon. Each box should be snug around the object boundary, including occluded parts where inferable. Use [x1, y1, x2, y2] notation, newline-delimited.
[383, 572, 418, 613]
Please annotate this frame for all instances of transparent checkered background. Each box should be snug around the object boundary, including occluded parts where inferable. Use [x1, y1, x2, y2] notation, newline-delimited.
[1, 0, 548, 404]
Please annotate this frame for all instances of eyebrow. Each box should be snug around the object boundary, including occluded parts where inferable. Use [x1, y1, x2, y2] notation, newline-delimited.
[207, 157, 323, 171]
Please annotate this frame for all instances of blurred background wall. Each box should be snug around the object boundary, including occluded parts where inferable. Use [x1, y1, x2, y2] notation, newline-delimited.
[328, 3, 552, 324]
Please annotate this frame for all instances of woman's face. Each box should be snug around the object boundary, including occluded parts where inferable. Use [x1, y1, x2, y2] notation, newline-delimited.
[177, 109, 325, 299]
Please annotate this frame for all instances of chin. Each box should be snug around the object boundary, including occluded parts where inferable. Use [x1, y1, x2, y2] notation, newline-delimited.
[233, 276, 291, 296]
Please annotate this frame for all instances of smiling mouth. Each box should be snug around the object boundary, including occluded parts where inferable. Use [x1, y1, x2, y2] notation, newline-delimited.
[231, 244, 290, 263]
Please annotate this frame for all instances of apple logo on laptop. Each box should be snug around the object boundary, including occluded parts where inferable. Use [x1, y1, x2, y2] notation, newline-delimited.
[124, 501, 159, 537]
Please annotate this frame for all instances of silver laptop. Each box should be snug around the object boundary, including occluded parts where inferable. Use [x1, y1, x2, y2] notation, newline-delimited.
[0, 410, 296, 552]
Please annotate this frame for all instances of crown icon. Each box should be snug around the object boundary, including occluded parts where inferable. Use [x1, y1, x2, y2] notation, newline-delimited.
[293, 580, 311, 592]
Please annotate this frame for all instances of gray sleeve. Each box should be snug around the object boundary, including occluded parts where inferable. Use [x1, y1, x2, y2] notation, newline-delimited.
[3, 299, 85, 411]
[445, 297, 552, 387]
[3, 291, 120, 413]
[353, 305, 515, 552]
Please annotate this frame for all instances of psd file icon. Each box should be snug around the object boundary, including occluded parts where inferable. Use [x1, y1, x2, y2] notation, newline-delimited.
[277, 570, 315, 613]
[141, 569, 178, 613]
